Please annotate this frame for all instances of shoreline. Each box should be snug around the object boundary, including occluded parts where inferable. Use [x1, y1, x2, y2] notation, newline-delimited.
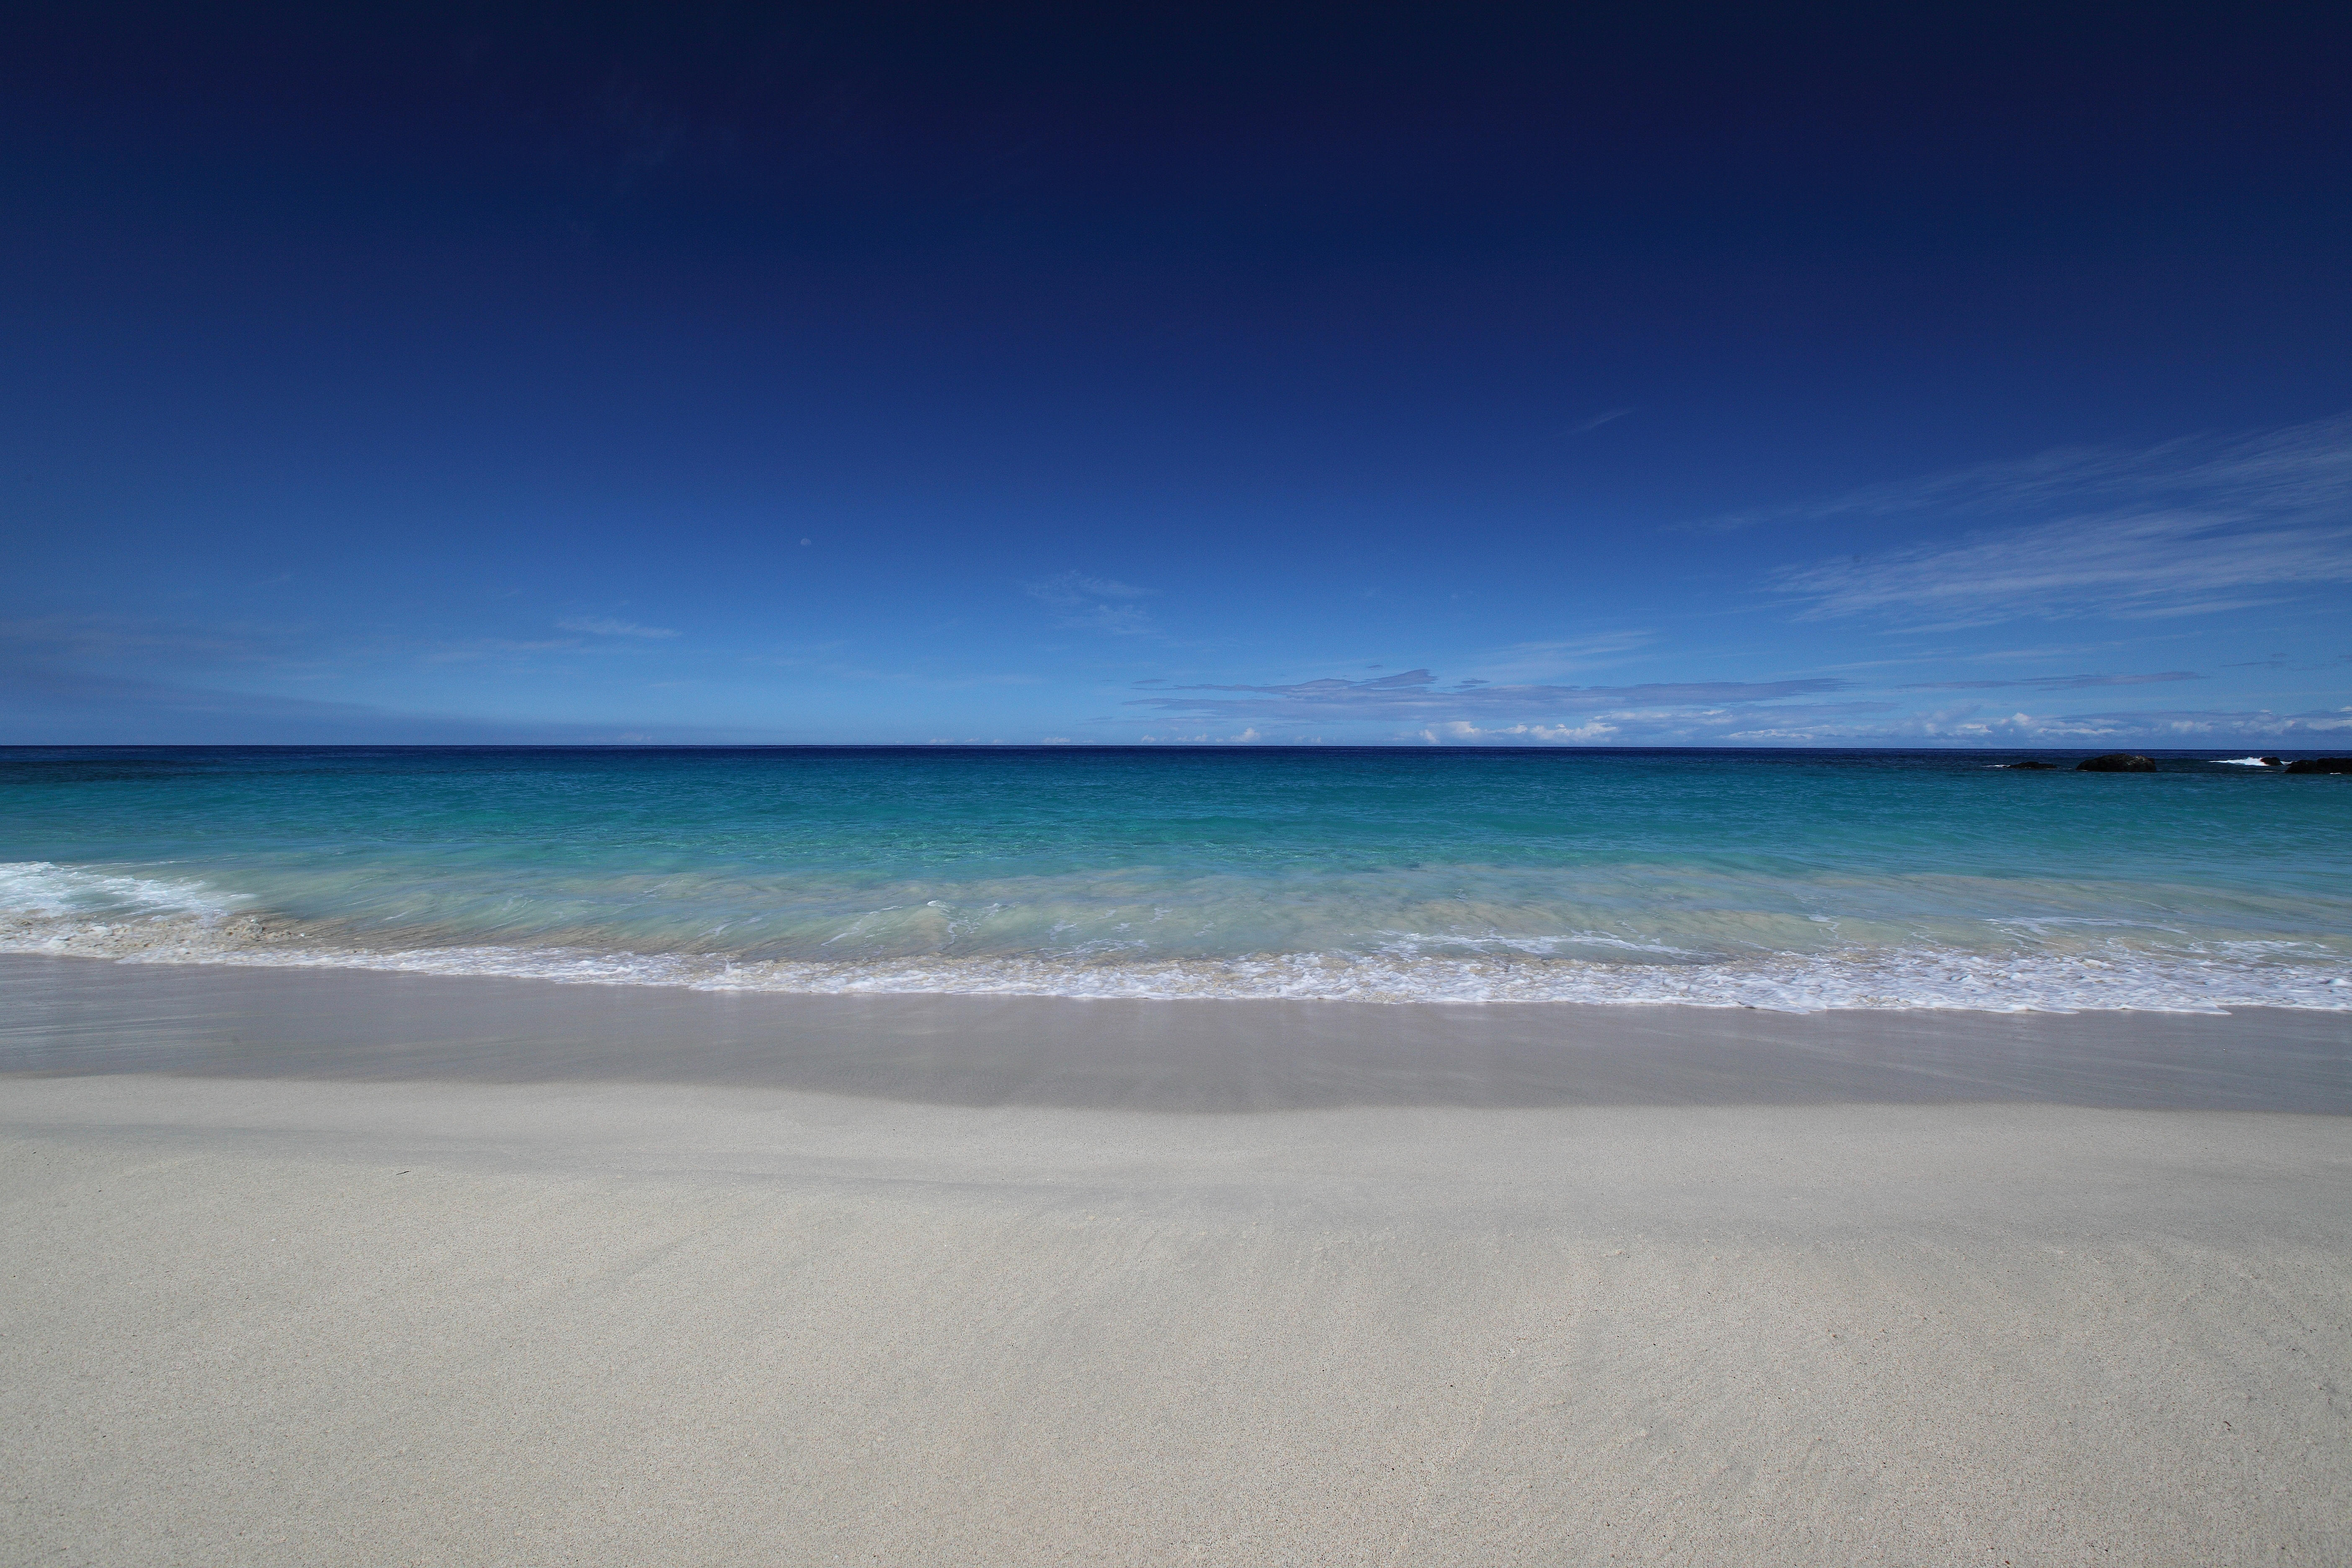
[9, 906, 2349, 1014]
[5, 949, 2349, 1110]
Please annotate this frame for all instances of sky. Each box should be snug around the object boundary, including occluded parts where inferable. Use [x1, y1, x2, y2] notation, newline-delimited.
[4, 2, 2349, 747]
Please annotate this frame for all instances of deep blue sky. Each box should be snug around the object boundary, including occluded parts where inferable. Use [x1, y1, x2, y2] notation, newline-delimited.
[5, 3, 2349, 745]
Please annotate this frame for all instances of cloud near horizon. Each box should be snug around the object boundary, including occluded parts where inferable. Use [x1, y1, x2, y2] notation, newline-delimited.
[1106, 662, 2352, 747]
[1125, 668, 1854, 729]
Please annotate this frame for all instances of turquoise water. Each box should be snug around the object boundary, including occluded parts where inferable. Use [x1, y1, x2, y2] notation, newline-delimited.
[3, 745, 2347, 1010]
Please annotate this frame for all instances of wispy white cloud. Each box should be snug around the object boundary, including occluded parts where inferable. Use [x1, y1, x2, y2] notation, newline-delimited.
[557, 616, 679, 639]
[2226, 652, 2352, 672]
[1709, 412, 2352, 532]
[1896, 670, 2201, 691]
[1025, 571, 1156, 635]
[0, 630, 774, 745]
[423, 637, 583, 664]
[1126, 667, 1851, 729]
[1461, 631, 1656, 683]
[0, 613, 313, 668]
[1765, 412, 2352, 626]
[1779, 511, 2352, 626]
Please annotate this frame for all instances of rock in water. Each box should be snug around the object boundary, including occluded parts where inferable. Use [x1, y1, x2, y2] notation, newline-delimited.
[2002, 761, 2058, 769]
[2075, 753, 2158, 772]
[2284, 756, 2352, 774]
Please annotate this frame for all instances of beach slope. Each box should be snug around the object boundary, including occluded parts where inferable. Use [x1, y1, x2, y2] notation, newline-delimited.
[3, 959, 2348, 1565]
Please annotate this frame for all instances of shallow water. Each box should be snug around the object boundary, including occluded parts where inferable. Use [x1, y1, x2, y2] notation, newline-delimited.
[3, 745, 2347, 1011]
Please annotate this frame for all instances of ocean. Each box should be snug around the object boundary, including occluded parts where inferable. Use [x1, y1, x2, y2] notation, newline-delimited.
[2, 745, 2346, 1012]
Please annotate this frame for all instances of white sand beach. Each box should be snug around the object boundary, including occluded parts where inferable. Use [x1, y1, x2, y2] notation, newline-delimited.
[3, 957, 2349, 1565]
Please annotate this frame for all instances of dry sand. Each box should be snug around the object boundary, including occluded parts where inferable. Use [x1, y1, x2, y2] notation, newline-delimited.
[3, 956, 2349, 1565]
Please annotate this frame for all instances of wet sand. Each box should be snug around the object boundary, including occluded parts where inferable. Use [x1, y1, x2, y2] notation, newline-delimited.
[7, 952, 2350, 1111]
[3, 954, 2349, 1564]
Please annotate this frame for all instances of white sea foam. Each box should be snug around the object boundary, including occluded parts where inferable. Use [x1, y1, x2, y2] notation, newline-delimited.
[0, 861, 245, 920]
[2213, 756, 2283, 767]
[6, 859, 2346, 1013]
[3, 909, 2345, 1014]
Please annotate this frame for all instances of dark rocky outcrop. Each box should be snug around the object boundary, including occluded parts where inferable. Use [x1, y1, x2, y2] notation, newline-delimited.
[2076, 753, 2158, 772]
[2001, 761, 2058, 769]
[2284, 756, 2352, 774]
[2260, 756, 2284, 767]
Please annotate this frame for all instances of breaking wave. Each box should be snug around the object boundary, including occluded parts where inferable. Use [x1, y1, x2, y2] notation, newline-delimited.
[4, 861, 2344, 1014]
